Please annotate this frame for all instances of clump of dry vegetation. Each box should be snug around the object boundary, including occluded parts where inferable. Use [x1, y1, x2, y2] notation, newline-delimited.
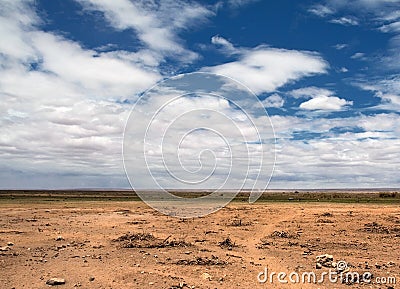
[270, 230, 299, 239]
[218, 237, 237, 250]
[363, 222, 391, 234]
[175, 255, 228, 266]
[113, 232, 191, 248]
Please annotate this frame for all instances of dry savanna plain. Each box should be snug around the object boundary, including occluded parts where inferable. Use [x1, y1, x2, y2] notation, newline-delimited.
[0, 190, 399, 289]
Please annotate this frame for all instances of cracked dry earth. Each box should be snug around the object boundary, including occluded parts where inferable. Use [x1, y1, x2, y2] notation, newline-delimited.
[0, 201, 399, 288]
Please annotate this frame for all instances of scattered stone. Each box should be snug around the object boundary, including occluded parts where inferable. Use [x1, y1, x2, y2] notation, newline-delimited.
[0, 246, 9, 251]
[316, 262, 322, 269]
[316, 254, 334, 268]
[321, 212, 333, 217]
[149, 282, 154, 285]
[7, 242, 14, 246]
[176, 256, 227, 266]
[169, 282, 189, 289]
[375, 263, 381, 269]
[46, 278, 66, 285]
[201, 273, 212, 281]
[55, 236, 64, 241]
[89, 277, 95, 282]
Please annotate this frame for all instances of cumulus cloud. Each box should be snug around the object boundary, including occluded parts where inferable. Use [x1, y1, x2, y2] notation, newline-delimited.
[289, 86, 334, 99]
[299, 95, 352, 111]
[268, 113, 400, 188]
[211, 35, 239, 55]
[289, 86, 352, 111]
[0, 0, 166, 188]
[355, 76, 400, 110]
[75, 0, 214, 63]
[261, 94, 285, 108]
[203, 45, 328, 94]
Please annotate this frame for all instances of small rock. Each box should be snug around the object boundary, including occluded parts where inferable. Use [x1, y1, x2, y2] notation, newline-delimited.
[55, 236, 64, 241]
[0, 246, 9, 251]
[316, 254, 333, 261]
[201, 273, 212, 281]
[387, 261, 395, 267]
[316, 262, 322, 269]
[149, 282, 154, 285]
[89, 277, 95, 282]
[46, 278, 66, 285]
[7, 242, 14, 246]
[375, 263, 381, 269]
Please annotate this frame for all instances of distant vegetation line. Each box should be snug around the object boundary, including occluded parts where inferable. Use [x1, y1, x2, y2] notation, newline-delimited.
[0, 189, 399, 203]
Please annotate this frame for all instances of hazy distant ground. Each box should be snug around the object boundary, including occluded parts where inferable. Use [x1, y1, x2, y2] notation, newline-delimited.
[0, 189, 399, 204]
[0, 196, 399, 288]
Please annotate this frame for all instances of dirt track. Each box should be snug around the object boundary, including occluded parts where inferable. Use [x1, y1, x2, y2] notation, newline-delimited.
[0, 200, 399, 288]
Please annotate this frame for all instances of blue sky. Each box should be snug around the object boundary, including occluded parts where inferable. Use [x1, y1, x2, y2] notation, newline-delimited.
[0, 0, 399, 189]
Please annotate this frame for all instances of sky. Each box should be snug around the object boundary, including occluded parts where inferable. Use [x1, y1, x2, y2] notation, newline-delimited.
[0, 0, 399, 190]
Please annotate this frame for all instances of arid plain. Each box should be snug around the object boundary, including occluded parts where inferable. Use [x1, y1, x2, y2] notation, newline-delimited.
[0, 191, 399, 289]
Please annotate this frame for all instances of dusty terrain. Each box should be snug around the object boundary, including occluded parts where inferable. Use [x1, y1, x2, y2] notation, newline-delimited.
[0, 199, 399, 288]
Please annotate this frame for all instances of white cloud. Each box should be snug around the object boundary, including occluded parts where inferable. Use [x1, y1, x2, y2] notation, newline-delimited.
[308, 0, 400, 71]
[261, 94, 284, 108]
[299, 95, 353, 111]
[289, 86, 335, 99]
[351, 52, 366, 59]
[203, 46, 328, 94]
[264, 112, 400, 188]
[356, 76, 400, 110]
[31, 32, 159, 97]
[330, 16, 359, 26]
[288, 86, 352, 111]
[226, 0, 260, 8]
[333, 43, 348, 50]
[339, 67, 349, 72]
[308, 4, 334, 17]
[0, 0, 167, 188]
[379, 21, 400, 33]
[75, 0, 214, 63]
[211, 35, 239, 55]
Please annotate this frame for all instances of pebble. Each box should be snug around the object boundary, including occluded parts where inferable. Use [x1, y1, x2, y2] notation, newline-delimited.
[46, 278, 66, 286]
[201, 273, 212, 281]
[55, 236, 64, 241]
[89, 277, 95, 282]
